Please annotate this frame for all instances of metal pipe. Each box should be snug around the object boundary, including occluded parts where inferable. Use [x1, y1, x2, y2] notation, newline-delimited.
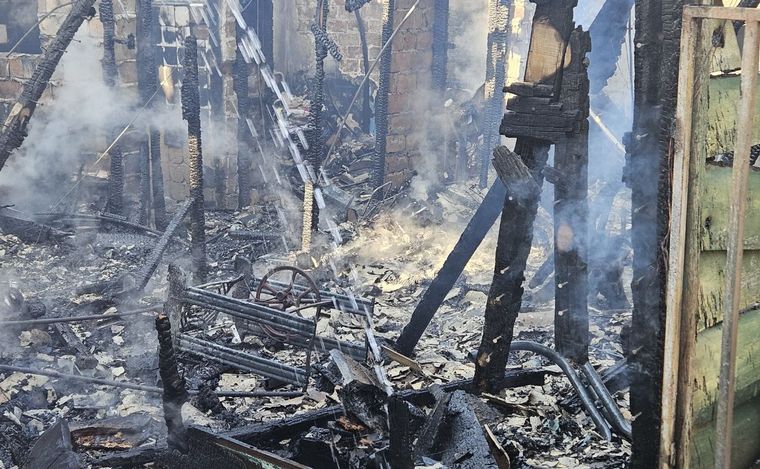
[0, 364, 303, 398]
[580, 362, 632, 439]
[179, 334, 306, 379]
[495, 341, 613, 440]
[0, 307, 157, 326]
[178, 334, 307, 383]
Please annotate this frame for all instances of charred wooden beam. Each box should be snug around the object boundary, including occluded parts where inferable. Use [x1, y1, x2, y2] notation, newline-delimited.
[234, 25, 253, 210]
[101, 0, 125, 216]
[371, 0, 396, 188]
[388, 395, 424, 469]
[553, 28, 591, 364]
[473, 141, 549, 393]
[474, 0, 577, 394]
[626, 0, 684, 462]
[182, 36, 208, 283]
[0, 0, 97, 174]
[22, 420, 82, 469]
[394, 178, 507, 356]
[156, 314, 188, 452]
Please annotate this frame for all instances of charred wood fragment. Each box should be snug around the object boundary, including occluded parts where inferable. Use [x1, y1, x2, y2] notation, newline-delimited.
[388, 395, 425, 469]
[156, 314, 188, 452]
[234, 31, 253, 209]
[22, 419, 82, 469]
[0, 212, 72, 244]
[0, 0, 97, 173]
[182, 36, 208, 283]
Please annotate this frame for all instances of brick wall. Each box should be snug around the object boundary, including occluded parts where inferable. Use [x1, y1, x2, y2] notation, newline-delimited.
[384, 0, 434, 187]
[277, 0, 386, 79]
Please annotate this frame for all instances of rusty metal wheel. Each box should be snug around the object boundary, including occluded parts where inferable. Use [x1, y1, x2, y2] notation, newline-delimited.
[254, 266, 321, 340]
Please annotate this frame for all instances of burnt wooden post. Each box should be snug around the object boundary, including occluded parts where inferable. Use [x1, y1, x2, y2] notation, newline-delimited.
[182, 36, 208, 284]
[553, 28, 591, 364]
[101, 0, 125, 216]
[0, 0, 97, 173]
[371, 0, 396, 188]
[137, 0, 167, 229]
[156, 313, 188, 451]
[473, 0, 578, 393]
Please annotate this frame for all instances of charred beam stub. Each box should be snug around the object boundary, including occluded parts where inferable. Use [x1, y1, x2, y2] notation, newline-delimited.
[371, 0, 396, 188]
[182, 36, 208, 283]
[156, 313, 188, 452]
[0, 0, 98, 174]
[234, 28, 252, 210]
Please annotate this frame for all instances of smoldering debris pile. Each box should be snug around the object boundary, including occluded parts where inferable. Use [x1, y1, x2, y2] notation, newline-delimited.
[0, 169, 634, 468]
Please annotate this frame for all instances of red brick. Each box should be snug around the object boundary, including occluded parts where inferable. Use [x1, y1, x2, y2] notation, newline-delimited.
[386, 135, 406, 153]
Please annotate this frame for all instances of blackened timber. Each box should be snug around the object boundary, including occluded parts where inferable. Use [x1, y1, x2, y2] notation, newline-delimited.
[388, 396, 419, 469]
[553, 28, 591, 364]
[395, 178, 507, 356]
[137, 0, 167, 229]
[182, 36, 208, 284]
[431, 0, 449, 93]
[130, 199, 193, 293]
[156, 314, 188, 451]
[150, 129, 167, 230]
[224, 369, 544, 444]
[235, 27, 252, 209]
[371, 0, 395, 188]
[0, 0, 97, 173]
[478, 0, 512, 188]
[473, 140, 549, 392]
[101, 0, 124, 216]
[355, 10, 372, 133]
[137, 0, 154, 225]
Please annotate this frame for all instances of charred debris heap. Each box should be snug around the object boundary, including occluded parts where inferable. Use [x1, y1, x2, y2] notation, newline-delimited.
[3, 0, 752, 467]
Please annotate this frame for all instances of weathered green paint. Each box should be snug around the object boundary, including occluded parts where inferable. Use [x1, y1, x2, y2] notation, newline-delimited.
[685, 69, 760, 467]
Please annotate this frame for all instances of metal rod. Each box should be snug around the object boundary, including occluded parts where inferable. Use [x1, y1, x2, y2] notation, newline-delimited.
[0, 307, 157, 326]
[715, 19, 760, 469]
[0, 363, 304, 398]
[580, 362, 632, 439]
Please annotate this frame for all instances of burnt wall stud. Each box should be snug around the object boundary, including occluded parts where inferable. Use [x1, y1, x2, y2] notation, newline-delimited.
[0, 0, 98, 174]
[478, 0, 512, 188]
[553, 28, 591, 364]
[371, 0, 396, 188]
[182, 36, 208, 284]
[101, 0, 124, 216]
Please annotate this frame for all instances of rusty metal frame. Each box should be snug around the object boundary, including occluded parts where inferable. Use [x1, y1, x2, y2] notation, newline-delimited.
[661, 6, 760, 468]
[168, 272, 371, 389]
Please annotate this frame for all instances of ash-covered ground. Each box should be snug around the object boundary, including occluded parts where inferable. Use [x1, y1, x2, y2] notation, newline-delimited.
[0, 179, 632, 468]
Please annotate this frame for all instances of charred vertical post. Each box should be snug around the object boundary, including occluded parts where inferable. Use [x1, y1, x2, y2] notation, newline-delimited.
[137, 0, 167, 229]
[553, 28, 591, 364]
[182, 36, 208, 284]
[156, 313, 188, 452]
[371, 0, 396, 188]
[626, 0, 684, 463]
[431, 0, 449, 93]
[101, 0, 125, 215]
[0, 0, 97, 173]
[234, 32, 252, 209]
[478, 0, 512, 188]
[474, 0, 577, 393]
[473, 142, 549, 392]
